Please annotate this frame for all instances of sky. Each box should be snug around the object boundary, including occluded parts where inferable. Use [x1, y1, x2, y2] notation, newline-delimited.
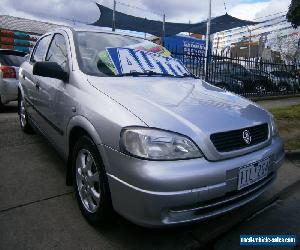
[0, 0, 291, 25]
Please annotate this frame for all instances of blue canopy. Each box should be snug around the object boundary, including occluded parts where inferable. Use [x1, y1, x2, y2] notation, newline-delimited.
[92, 3, 259, 37]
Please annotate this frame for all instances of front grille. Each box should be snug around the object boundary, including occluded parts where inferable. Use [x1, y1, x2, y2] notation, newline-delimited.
[210, 123, 269, 152]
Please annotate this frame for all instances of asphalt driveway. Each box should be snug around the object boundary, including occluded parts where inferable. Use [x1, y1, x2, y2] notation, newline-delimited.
[0, 102, 299, 250]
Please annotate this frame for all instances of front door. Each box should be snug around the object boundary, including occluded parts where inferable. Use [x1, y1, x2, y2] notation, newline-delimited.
[35, 33, 71, 152]
[21, 35, 51, 123]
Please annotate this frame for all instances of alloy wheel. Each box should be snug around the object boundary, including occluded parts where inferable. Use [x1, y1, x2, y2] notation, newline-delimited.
[278, 85, 287, 92]
[75, 149, 101, 213]
[255, 85, 266, 93]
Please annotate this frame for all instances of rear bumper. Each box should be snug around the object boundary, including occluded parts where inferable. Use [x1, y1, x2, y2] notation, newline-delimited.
[104, 137, 285, 227]
[0, 79, 18, 103]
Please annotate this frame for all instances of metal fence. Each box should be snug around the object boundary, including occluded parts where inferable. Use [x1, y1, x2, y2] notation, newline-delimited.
[168, 47, 300, 98]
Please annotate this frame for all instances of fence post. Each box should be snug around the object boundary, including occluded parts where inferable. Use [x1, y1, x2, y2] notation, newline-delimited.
[204, 0, 212, 81]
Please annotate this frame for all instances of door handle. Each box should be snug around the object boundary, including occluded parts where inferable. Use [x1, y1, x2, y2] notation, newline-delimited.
[35, 81, 40, 90]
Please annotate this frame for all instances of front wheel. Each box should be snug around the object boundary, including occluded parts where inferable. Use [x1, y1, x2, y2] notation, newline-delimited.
[18, 94, 33, 133]
[254, 84, 267, 94]
[72, 136, 112, 225]
[278, 84, 289, 93]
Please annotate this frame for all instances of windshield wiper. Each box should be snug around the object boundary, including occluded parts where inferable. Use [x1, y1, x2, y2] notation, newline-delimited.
[115, 70, 195, 78]
[115, 71, 156, 77]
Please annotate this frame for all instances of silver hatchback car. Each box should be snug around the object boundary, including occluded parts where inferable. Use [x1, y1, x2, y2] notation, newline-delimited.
[18, 27, 284, 227]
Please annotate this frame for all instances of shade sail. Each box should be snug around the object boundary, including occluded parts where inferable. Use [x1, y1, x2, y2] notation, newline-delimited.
[92, 3, 258, 36]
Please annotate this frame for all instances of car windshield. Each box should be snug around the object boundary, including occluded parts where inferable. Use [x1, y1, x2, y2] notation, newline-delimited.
[250, 69, 268, 77]
[0, 54, 25, 67]
[271, 71, 294, 77]
[75, 31, 191, 78]
[214, 63, 249, 75]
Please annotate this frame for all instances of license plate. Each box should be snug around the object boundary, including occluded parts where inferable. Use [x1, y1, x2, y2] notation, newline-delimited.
[238, 158, 269, 190]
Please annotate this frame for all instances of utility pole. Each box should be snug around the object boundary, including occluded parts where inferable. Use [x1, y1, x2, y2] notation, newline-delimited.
[248, 26, 251, 58]
[112, 0, 116, 32]
[162, 14, 166, 46]
[216, 36, 220, 53]
[204, 0, 212, 79]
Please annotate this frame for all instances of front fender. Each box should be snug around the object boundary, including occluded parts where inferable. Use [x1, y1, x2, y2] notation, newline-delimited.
[66, 115, 112, 173]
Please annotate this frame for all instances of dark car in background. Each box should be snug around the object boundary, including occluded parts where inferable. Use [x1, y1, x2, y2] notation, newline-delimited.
[248, 69, 269, 79]
[208, 62, 273, 94]
[269, 71, 300, 92]
[207, 74, 244, 94]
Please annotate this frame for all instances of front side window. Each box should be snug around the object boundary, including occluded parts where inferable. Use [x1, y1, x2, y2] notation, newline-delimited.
[271, 71, 293, 78]
[218, 64, 230, 73]
[46, 34, 68, 71]
[75, 31, 191, 78]
[31, 35, 51, 63]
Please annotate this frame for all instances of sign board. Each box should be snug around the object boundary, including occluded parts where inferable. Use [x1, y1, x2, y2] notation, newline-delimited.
[164, 35, 206, 56]
[106, 47, 190, 76]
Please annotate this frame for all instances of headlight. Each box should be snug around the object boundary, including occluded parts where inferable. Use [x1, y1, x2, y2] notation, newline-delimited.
[270, 116, 278, 137]
[120, 127, 203, 160]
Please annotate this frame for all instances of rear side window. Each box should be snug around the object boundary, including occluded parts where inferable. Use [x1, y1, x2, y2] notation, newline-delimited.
[45, 34, 68, 71]
[0, 55, 25, 66]
[31, 35, 51, 63]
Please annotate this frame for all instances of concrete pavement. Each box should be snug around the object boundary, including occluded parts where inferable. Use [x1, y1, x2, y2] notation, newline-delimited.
[0, 102, 299, 249]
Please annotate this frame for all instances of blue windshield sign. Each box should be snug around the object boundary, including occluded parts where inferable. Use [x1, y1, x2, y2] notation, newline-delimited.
[106, 47, 189, 76]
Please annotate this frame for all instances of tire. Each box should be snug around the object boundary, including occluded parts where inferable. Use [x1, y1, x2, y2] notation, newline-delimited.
[72, 135, 112, 225]
[278, 84, 289, 93]
[18, 94, 33, 133]
[0, 96, 4, 112]
[254, 84, 266, 94]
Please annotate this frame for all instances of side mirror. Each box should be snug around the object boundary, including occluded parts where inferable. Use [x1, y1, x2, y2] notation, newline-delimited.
[33, 61, 68, 81]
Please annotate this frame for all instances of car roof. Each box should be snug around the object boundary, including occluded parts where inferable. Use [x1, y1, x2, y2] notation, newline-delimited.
[50, 25, 146, 40]
[214, 61, 240, 65]
[249, 68, 267, 72]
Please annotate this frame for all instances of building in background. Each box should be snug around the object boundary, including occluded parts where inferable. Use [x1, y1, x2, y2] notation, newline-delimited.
[0, 15, 62, 53]
[212, 15, 300, 63]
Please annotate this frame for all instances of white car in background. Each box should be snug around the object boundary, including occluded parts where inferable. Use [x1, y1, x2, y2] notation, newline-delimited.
[0, 49, 27, 110]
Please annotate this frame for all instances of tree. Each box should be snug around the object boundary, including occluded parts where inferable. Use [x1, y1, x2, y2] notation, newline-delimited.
[287, 0, 300, 28]
[272, 32, 300, 63]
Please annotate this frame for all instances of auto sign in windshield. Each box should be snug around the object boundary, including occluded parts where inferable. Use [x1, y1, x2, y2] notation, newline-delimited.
[76, 31, 191, 78]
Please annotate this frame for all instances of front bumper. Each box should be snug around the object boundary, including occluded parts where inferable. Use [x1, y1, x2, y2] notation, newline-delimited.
[103, 137, 284, 227]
